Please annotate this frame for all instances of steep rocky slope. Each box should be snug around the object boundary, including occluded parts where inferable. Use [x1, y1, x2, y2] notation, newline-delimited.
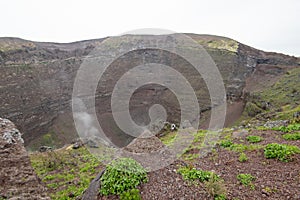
[0, 35, 299, 150]
[0, 117, 50, 199]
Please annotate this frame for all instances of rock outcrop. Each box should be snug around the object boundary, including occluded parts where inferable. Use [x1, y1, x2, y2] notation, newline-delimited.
[0, 117, 50, 200]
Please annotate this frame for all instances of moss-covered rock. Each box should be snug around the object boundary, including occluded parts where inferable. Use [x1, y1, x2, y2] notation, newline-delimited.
[244, 102, 263, 117]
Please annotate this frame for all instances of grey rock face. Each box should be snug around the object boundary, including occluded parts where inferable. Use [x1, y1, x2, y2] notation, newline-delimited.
[2, 127, 24, 144]
[264, 120, 289, 129]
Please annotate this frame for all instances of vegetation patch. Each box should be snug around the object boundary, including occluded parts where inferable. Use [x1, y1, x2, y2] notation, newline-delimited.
[246, 135, 263, 143]
[100, 157, 148, 196]
[264, 143, 300, 162]
[0, 39, 36, 52]
[230, 143, 263, 152]
[159, 131, 178, 146]
[244, 102, 263, 117]
[30, 147, 101, 199]
[253, 68, 300, 109]
[177, 166, 219, 182]
[282, 132, 300, 140]
[239, 68, 300, 124]
[178, 166, 227, 199]
[237, 173, 255, 188]
[181, 130, 219, 161]
[219, 140, 233, 148]
[197, 38, 239, 53]
[276, 105, 300, 122]
[120, 189, 142, 200]
[238, 152, 248, 162]
[219, 140, 263, 152]
[272, 123, 300, 133]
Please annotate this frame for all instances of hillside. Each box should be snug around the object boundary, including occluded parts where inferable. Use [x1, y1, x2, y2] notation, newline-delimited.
[28, 65, 300, 200]
[0, 33, 300, 199]
[0, 34, 299, 150]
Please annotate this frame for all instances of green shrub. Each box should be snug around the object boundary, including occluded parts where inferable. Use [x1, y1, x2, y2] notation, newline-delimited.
[246, 136, 262, 143]
[219, 140, 233, 148]
[178, 166, 226, 199]
[30, 147, 100, 200]
[264, 143, 300, 162]
[44, 174, 55, 181]
[282, 132, 300, 140]
[220, 140, 262, 152]
[256, 126, 269, 131]
[287, 123, 300, 131]
[214, 194, 227, 200]
[120, 189, 142, 200]
[229, 143, 262, 152]
[237, 173, 255, 186]
[100, 158, 148, 195]
[272, 123, 300, 133]
[238, 152, 248, 162]
[177, 167, 219, 182]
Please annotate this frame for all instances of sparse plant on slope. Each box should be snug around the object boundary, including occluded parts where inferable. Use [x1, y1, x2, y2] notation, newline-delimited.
[214, 194, 227, 200]
[219, 140, 233, 148]
[238, 152, 248, 162]
[272, 123, 300, 133]
[205, 177, 227, 200]
[282, 132, 300, 140]
[177, 166, 219, 182]
[178, 166, 227, 199]
[100, 157, 148, 196]
[246, 135, 262, 143]
[264, 143, 300, 162]
[237, 173, 255, 188]
[219, 140, 263, 153]
[120, 189, 142, 200]
[30, 147, 101, 200]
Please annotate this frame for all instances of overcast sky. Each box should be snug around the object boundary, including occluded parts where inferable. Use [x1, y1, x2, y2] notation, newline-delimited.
[0, 0, 299, 56]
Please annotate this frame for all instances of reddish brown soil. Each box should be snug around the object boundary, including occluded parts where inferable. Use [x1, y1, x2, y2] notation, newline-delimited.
[98, 129, 300, 200]
[195, 130, 300, 200]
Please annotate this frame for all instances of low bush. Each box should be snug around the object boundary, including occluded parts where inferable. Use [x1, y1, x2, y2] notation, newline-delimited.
[238, 152, 248, 162]
[177, 167, 219, 182]
[219, 140, 233, 148]
[100, 158, 148, 195]
[282, 132, 300, 140]
[205, 178, 227, 200]
[178, 166, 227, 199]
[237, 173, 255, 186]
[120, 189, 142, 200]
[246, 136, 262, 143]
[272, 123, 300, 133]
[264, 143, 300, 162]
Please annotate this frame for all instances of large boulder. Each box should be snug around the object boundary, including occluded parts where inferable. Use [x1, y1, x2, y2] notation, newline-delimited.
[0, 117, 50, 200]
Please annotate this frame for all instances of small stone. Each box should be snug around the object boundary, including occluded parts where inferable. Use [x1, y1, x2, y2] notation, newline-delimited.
[262, 189, 270, 196]
[232, 129, 248, 138]
[72, 142, 81, 149]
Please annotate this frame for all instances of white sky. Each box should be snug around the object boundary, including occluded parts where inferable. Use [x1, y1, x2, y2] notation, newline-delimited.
[0, 0, 299, 56]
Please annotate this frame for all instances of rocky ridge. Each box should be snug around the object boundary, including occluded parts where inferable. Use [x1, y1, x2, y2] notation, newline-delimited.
[0, 117, 50, 199]
[0, 35, 299, 150]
